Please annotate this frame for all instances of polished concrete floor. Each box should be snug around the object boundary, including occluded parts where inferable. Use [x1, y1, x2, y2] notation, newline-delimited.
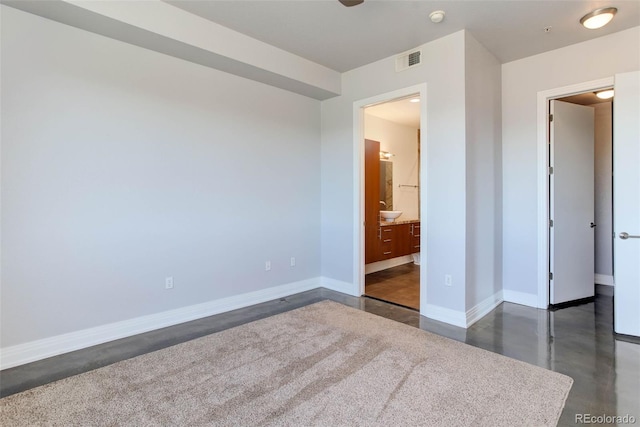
[365, 263, 420, 310]
[2, 286, 638, 426]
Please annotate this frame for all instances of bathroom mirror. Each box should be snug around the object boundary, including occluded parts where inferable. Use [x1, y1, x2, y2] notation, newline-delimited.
[380, 160, 393, 210]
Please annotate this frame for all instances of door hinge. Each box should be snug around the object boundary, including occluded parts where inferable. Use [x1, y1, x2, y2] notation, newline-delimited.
[549, 272, 553, 280]
[549, 219, 554, 227]
[548, 166, 554, 175]
[549, 114, 553, 122]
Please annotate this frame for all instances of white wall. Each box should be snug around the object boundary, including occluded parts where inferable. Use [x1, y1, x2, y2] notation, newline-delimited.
[593, 102, 613, 278]
[464, 32, 502, 310]
[1, 7, 321, 347]
[321, 31, 468, 313]
[364, 114, 419, 221]
[502, 27, 640, 301]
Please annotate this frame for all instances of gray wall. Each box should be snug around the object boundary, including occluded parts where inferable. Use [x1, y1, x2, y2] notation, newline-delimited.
[501, 27, 640, 300]
[320, 30, 503, 317]
[1, 7, 321, 347]
[464, 32, 503, 310]
[321, 31, 469, 312]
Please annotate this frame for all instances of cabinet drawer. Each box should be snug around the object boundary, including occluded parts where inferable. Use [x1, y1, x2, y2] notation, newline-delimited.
[379, 241, 394, 259]
[379, 227, 394, 259]
[410, 222, 421, 253]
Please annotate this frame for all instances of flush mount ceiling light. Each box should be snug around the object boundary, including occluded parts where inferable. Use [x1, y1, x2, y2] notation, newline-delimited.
[409, 98, 420, 103]
[338, 0, 364, 7]
[580, 7, 617, 29]
[429, 10, 445, 24]
[596, 89, 615, 99]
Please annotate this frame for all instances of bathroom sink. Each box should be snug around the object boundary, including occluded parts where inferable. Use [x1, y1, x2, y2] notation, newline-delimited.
[380, 210, 402, 222]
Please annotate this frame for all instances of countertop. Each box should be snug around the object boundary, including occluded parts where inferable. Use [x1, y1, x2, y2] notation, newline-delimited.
[379, 219, 420, 226]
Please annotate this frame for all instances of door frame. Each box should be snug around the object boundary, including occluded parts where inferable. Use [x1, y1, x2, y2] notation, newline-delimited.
[536, 77, 613, 308]
[352, 83, 428, 314]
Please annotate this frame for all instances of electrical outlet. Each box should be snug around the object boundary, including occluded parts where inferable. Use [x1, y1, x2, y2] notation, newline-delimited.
[265, 261, 271, 271]
[445, 274, 452, 287]
[290, 257, 296, 267]
[165, 276, 174, 289]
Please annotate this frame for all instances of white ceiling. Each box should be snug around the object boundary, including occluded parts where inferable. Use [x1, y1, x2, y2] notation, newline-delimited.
[560, 91, 614, 105]
[167, 0, 640, 72]
[366, 96, 421, 128]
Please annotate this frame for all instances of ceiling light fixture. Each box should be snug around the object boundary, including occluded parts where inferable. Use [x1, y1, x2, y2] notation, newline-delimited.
[429, 10, 445, 24]
[409, 98, 420, 103]
[580, 7, 617, 29]
[596, 89, 614, 99]
[338, 0, 364, 7]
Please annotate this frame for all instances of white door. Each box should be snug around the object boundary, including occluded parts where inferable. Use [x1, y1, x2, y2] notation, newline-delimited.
[613, 71, 640, 337]
[550, 100, 595, 304]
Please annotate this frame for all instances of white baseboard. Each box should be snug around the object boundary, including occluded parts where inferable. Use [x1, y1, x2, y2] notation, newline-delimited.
[320, 277, 357, 296]
[595, 274, 614, 286]
[0, 278, 530, 369]
[423, 304, 467, 328]
[424, 291, 503, 329]
[503, 289, 539, 308]
[466, 291, 504, 328]
[0, 278, 321, 370]
[364, 256, 413, 274]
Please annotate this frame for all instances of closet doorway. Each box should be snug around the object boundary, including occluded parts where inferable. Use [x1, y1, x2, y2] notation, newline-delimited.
[548, 90, 614, 307]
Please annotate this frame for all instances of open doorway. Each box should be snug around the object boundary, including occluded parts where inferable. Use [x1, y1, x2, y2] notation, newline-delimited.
[537, 73, 639, 337]
[362, 95, 421, 310]
[548, 89, 613, 307]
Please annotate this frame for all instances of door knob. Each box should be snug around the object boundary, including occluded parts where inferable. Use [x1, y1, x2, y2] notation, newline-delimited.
[590, 222, 597, 228]
[619, 232, 640, 240]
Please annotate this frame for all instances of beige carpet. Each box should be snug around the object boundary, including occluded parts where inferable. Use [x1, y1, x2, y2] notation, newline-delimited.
[1, 301, 572, 426]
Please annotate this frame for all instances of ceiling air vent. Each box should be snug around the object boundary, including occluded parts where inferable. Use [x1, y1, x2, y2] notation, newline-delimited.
[396, 49, 422, 72]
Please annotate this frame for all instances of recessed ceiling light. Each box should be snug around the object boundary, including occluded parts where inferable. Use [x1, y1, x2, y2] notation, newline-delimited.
[409, 98, 420, 103]
[429, 10, 445, 24]
[596, 89, 614, 99]
[580, 7, 617, 29]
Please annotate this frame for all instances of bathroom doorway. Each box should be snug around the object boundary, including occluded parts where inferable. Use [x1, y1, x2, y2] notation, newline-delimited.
[362, 95, 421, 310]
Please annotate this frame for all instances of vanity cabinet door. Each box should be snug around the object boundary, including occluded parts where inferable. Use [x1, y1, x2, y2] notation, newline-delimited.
[394, 224, 412, 257]
[365, 226, 379, 264]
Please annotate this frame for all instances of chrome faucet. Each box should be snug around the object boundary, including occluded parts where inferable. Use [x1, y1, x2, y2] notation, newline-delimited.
[379, 201, 386, 208]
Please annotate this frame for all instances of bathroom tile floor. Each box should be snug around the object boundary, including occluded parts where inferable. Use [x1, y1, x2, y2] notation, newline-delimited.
[1, 285, 638, 426]
[364, 263, 419, 310]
